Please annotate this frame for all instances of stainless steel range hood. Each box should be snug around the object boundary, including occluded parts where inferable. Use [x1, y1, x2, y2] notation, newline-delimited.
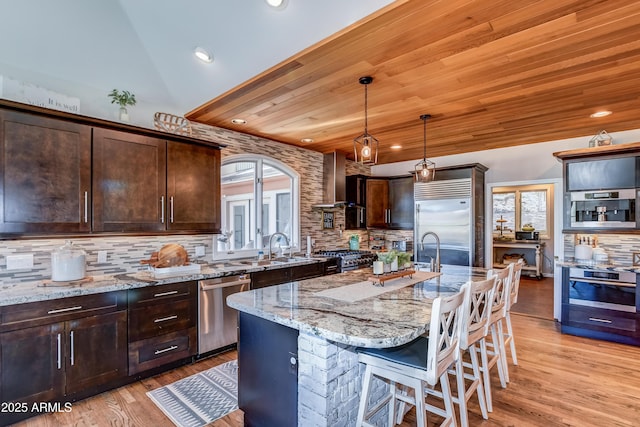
[312, 152, 347, 208]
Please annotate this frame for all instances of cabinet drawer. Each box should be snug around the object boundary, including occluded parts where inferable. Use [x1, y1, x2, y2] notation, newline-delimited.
[128, 281, 196, 307]
[128, 327, 197, 375]
[563, 304, 639, 336]
[129, 299, 196, 341]
[0, 291, 127, 331]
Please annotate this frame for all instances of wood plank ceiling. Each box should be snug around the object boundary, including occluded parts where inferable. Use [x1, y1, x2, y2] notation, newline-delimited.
[186, 0, 640, 165]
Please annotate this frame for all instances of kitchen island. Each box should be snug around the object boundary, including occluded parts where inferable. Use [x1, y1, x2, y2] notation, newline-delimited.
[227, 264, 488, 427]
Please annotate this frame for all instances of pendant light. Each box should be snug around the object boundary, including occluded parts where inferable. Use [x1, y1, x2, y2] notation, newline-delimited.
[353, 76, 378, 165]
[414, 114, 436, 183]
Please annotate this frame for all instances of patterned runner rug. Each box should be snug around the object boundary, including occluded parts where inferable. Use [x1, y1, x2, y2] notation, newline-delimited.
[147, 359, 238, 427]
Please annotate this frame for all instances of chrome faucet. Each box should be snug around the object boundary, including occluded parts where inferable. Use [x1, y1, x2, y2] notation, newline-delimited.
[420, 231, 441, 273]
[268, 232, 290, 260]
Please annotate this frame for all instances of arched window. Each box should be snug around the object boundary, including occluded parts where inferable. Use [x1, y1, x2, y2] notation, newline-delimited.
[215, 155, 299, 258]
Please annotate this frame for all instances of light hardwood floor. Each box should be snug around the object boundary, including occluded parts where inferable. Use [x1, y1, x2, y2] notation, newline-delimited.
[13, 312, 640, 427]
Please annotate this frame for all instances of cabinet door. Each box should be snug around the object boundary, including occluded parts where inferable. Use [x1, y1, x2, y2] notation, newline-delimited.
[166, 141, 221, 231]
[0, 323, 65, 404]
[366, 179, 389, 228]
[0, 110, 91, 233]
[65, 311, 127, 394]
[388, 177, 414, 229]
[92, 128, 166, 232]
[251, 268, 292, 289]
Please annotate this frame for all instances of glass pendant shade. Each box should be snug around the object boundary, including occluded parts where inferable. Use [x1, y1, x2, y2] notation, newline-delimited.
[414, 114, 435, 183]
[353, 76, 378, 165]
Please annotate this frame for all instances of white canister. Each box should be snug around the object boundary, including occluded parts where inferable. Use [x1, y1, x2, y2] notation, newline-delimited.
[51, 240, 86, 281]
[373, 261, 384, 275]
[574, 244, 593, 261]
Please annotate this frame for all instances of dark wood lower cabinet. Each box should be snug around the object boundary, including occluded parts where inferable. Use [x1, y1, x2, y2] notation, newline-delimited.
[65, 311, 128, 395]
[0, 307, 127, 427]
[127, 281, 198, 375]
[251, 261, 328, 289]
[0, 322, 65, 404]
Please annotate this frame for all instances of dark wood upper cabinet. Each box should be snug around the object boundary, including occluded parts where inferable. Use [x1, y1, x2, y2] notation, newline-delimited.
[366, 176, 414, 230]
[0, 100, 224, 237]
[388, 176, 415, 229]
[167, 141, 221, 231]
[366, 179, 389, 228]
[0, 110, 91, 234]
[92, 128, 167, 232]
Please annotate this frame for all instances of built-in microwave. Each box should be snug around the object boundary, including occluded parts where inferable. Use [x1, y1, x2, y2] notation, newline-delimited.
[570, 188, 637, 228]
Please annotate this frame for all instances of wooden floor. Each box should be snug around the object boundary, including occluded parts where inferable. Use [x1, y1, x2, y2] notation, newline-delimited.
[510, 276, 554, 320]
[14, 311, 640, 427]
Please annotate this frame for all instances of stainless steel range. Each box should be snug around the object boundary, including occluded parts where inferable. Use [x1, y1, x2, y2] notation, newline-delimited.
[315, 249, 376, 272]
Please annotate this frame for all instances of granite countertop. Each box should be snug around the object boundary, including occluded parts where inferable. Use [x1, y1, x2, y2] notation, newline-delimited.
[557, 260, 640, 273]
[226, 264, 488, 349]
[0, 257, 328, 307]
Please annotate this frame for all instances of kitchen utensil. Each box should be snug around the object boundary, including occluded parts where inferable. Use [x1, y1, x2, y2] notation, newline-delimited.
[141, 243, 189, 268]
[51, 240, 86, 281]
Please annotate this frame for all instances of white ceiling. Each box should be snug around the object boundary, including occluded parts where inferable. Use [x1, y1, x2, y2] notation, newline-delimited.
[0, 0, 395, 116]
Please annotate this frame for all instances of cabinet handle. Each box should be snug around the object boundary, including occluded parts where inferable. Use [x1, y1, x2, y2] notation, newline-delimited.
[326, 265, 338, 271]
[153, 290, 179, 298]
[588, 317, 613, 324]
[154, 345, 178, 355]
[360, 208, 364, 223]
[83, 191, 88, 223]
[56, 333, 62, 370]
[70, 331, 75, 366]
[170, 196, 174, 223]
[48, 305, 83, 314]
[160, 196, 165, 224]
[154, 315, 178, 323]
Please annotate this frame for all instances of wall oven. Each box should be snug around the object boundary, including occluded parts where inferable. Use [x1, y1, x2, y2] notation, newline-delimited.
[568, 268, 638, 313]
[569, 188, 637, 228]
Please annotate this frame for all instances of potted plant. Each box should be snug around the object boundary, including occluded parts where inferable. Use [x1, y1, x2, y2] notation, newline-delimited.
[397, 252, 412, 270]
[377, 249, 398, 273]
[108, 89, 136, 122]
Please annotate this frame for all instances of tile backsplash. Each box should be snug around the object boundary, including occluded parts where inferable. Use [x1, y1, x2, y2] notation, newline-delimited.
[563, 233, 640, 265]
[0, 235, 214, 284]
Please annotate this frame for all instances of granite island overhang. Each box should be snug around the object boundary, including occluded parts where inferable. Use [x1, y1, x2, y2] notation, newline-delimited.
[226, 264, 488, 427]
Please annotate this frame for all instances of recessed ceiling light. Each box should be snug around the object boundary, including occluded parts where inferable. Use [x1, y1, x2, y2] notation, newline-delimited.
[194, 47, 213, 63]
[590, 110, 612, 118]
[390, 144, 402, 150]
[265, 0, 287, 10]
[300, 138, 314, 143]
[231, 118, 247, 125]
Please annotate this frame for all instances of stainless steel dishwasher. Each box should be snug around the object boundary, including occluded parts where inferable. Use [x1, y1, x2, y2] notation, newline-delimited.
[198, 274, 250, 356]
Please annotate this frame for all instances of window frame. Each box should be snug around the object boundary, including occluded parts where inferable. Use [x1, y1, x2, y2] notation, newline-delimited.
[491, 183, 553, 239]
[215, 154, 300, 259]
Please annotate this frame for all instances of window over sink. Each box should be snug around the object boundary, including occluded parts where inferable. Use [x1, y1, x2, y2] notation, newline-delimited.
[216, 155, 299, 259]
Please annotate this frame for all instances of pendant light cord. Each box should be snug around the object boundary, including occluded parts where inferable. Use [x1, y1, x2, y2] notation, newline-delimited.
[364, 83, 368, 135]
[423, 115, 427, 161]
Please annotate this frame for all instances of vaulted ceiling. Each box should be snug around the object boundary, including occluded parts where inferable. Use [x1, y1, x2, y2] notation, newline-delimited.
[187, 0, 640, 165]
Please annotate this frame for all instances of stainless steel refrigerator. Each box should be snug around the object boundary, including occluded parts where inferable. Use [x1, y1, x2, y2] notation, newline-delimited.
[414, 178, 473, 266]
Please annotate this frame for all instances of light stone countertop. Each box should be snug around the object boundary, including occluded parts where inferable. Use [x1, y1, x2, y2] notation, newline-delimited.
[557, 260, 640, 273]
[0, 257, 327, 307]
[227, 264, 488, 349]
